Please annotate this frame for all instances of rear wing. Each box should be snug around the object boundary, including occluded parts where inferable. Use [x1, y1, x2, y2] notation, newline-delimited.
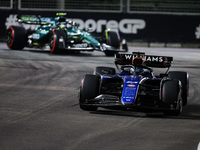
[115, 52, 173, 68]
[16, 15, 52, 25]
[17, 15, 42, 24]
[16, 13, 67, 25]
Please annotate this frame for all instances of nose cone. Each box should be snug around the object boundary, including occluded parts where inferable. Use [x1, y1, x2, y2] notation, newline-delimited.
[121, 76, 141, 104]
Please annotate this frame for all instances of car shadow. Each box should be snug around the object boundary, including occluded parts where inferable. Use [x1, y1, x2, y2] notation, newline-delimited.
[89, 104, 200, 120]
[3, 48, 115, 57]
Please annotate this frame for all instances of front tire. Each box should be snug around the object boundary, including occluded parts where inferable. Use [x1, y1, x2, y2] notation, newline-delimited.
[79, 74, 100, 111]
[6, 26, 27, 50]
[162, 80, 182, 116]
[168, 71, 189, 106]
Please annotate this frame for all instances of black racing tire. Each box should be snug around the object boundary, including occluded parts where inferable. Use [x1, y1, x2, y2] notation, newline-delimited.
[6, 26, 27, 50]
[104, 30, 120, 56]
[49, 30, 67, 53]
[106, 30, 120, 49]
[79, 74, 100, 111]
[162, 80, 182, 116]
[168, 71, 189, 106]
[122, 39, 128, 51]
[94, 66, 116, 76]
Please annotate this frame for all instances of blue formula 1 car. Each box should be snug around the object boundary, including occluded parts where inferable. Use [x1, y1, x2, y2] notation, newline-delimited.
[79, 52, 189, 116]
[6, 13, 128, 56]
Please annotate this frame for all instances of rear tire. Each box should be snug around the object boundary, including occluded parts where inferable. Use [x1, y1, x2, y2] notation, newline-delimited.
[162, 80, 182, 116]
[6, 26, 27, 50]
[106, 30, 120, 48]
[79, 74, 100, 111]
[105, 30, 120, 56]
[49, 30, 67, 53]
[94, 66, 116, 76]
[122, 39, 128, 51]
[168, 71, 189, 106]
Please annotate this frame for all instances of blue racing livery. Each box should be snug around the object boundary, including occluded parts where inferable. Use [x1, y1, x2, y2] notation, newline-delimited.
[121, 76, 141, 104]
[79, 52, 189, 116]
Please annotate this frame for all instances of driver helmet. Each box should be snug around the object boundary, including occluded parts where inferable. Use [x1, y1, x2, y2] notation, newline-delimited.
[60, 22, 67, 29]
[132, 57, 144, 75]
[60, 21, 72, 29]
[132, 57, 144, 67]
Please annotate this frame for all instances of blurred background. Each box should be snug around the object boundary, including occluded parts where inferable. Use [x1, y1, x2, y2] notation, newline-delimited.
[0, 0, 200, 48]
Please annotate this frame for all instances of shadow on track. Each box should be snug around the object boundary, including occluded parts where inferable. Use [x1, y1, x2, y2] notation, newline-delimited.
[3, 48, 114, 58]
[87, 104, 200, 120]
[29, 50, 109, 58]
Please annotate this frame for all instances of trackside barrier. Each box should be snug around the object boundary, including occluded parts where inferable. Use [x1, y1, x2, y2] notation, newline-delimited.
[0, 0, 13, 9]
[18, 0, 122, 13]
[0, 9, 200, 44]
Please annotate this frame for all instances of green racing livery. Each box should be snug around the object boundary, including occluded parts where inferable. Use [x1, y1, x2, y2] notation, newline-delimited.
[6, 13, 128, 56]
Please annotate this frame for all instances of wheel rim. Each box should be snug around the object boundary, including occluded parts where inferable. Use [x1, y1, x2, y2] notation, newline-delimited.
[6, 27, 14, 48]
[49, 30, 56, 53]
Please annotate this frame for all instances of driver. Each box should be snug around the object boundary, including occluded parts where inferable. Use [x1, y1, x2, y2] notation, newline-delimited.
[131, 57, 144, 75]
[130, 57, 152, 77]
[59, 21, 72, 30]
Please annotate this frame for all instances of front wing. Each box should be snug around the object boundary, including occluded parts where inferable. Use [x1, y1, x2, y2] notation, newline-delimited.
[57, 37, 128, 53]
[81, 94, 177, 111]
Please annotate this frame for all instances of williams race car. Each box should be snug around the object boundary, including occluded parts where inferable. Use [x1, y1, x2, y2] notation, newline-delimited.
[6, 13, 128, 56]
[79, 52, 189, 116]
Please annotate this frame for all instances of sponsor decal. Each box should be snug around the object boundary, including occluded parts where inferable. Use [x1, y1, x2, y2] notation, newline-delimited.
[123, 98, 131, 101]
[145, 56, 163, 62]
[125, 54, 132, 59]
[127, 81, 138, 84]
[5, 14, 50, 30]
[32, 33, 40, 39]
[70, 18, 146, 34]
[68, 18, 146, 34]
[127, 84, 135, 87]
[122, 54, 164, 63]
[72, 43, 88, 48]
[20, 16, 38, 22]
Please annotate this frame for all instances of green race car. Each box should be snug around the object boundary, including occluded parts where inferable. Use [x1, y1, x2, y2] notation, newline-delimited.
[6, 13, 128, 56]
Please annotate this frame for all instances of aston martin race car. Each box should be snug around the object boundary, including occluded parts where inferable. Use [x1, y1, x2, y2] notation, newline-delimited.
[5, 13, 128, 56]
[79, 52, 189, 116]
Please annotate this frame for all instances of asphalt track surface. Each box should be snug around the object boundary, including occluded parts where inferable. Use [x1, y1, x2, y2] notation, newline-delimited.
[0, 42, 200, 150]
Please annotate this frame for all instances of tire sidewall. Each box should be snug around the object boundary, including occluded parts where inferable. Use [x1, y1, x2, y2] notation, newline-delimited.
[79, 74, 100, 111]
[106, 30, 120, 49]
[6, 26, 27, 50]
[80, 74, 100, 102]
[168, 71, 189, 106]
[49, 29, 67, 53]
[162, 80, 182, 116]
